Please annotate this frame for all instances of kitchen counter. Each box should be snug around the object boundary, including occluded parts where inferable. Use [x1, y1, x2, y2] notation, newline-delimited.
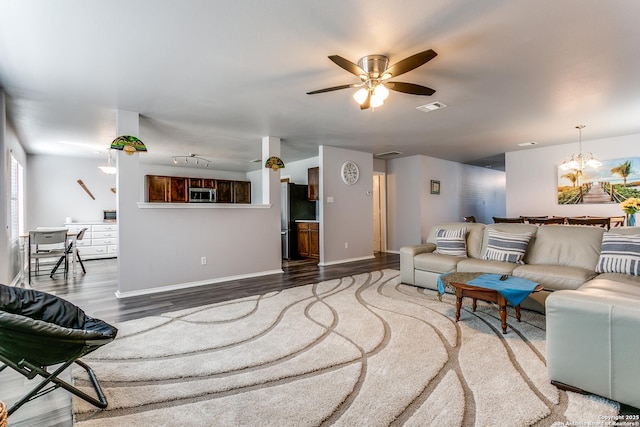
[294, 219, 319, 223]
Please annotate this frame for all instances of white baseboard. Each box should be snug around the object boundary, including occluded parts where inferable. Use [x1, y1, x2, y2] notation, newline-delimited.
[318, 255, 375, 267]
[384, 249, 400, 254]
[115, 269, 284, 298]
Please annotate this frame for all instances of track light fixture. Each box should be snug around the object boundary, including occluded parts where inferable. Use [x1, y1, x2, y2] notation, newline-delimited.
[171, 153, 211, 167]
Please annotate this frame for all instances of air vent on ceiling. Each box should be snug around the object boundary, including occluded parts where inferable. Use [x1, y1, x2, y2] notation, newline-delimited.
[374, 151, 404, 158]
[416, 101, 447, 112]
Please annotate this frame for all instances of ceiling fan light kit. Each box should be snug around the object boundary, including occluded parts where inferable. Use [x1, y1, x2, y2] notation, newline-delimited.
[307, 49, 438, 110]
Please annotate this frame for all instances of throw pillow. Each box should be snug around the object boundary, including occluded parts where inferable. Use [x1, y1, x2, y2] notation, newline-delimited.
[483, 229, 532, 264]
[434, 228, 467, 257]
[596, 232, 640, 275]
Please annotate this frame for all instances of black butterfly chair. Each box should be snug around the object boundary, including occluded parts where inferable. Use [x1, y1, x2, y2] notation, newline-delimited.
[0, 284, 117, 417]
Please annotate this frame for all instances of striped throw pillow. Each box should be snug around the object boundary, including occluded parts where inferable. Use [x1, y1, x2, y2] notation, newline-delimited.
[483, 229, 532, 264]
[434, 228, 467, 257]
[596, 232, 640, 275]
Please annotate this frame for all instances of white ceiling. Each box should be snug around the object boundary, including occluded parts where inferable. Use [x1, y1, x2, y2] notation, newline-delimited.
[2, 0, 640, 172]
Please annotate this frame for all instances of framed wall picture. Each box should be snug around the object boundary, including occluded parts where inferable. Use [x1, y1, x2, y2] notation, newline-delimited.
[431, 180, 440, 195]
[557, 156, 640, 204]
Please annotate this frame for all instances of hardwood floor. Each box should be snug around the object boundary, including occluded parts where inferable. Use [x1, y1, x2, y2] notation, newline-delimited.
[2, 253, 400, 426]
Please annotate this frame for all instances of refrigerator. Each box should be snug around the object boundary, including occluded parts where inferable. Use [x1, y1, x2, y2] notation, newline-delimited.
[281, 183, 316, 259]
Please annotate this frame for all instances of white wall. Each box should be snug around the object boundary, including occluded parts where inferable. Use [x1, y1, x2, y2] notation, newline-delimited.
[281, 156, 319, 185]
[506, 133, 640, 217]
[386, 154, 506, 250]
[27, 155, 117, 227]
[319, 146, 373, 265]
[1, 90, 28, 284]
[0, 89, 8, 283]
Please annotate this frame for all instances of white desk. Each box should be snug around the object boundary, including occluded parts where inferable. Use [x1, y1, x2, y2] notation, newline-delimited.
[20, 229, 78, 285]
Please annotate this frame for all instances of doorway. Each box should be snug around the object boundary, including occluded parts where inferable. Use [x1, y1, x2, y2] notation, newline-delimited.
[372, 173, 387, 253]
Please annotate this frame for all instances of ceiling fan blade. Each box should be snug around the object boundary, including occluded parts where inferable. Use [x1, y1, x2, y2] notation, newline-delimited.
[385, 81, 436, 96]
[360, 92, 371, 110]
[306, 84, 359, 95]
[329, 55, 366, 77]
[385, 49, 437, 78]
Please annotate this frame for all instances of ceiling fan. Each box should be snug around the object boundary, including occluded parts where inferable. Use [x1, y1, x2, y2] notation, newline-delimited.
[307, 49, 437, 110]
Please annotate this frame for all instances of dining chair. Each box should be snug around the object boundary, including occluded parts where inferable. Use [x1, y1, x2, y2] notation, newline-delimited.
[51, 227, 87, 276]
[28, 230, 68, 283]
[527, 217, 565, 226]
[492, 216, 525, 223]
[608, 216, 625, 228]
[566, 217, 610, 229]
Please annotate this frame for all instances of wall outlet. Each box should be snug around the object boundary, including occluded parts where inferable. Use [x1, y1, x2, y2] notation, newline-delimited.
[344, 242, 348, 249]
[201, 256, 207, 265]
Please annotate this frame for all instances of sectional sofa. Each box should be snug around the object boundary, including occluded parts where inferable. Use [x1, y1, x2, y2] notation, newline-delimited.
[400, 222, 640, 409]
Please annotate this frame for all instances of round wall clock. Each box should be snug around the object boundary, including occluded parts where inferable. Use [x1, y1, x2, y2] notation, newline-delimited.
[340, 161, 360, 185]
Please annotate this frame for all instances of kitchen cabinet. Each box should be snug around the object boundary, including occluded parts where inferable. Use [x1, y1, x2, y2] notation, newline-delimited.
[308, 167, 319, 201]
[146, 176, 250, 203]
[216, 180, 233, 203]
[297, 221, 319, 259]
[189, 178, 215, 189]
[146, 175, 188, 202]
[170, 177, 188, 202]
[234, 181, 251, 204]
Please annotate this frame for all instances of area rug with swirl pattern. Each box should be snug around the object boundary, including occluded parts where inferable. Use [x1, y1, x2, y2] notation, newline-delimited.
[73, 269, 618, 426]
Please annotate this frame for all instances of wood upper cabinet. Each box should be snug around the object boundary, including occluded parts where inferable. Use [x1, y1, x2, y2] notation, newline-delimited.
[189, 178, 215, 189]
[146, 175, 250, 204]
[146, 176, 187, 202]
[170, 177, 188, 202]
[147, 175, 169, 202]
[308, 167, 319, 201]
[234, 181, 251, 204]
[216, 180, 233, 203]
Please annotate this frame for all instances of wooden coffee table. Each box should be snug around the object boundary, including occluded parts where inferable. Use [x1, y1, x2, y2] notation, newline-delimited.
[442, 273, 543, 334]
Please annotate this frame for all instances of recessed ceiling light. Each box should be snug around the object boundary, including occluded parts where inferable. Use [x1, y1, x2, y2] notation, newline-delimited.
[517, 141, 538, 146]
[416, 102, 447, 112]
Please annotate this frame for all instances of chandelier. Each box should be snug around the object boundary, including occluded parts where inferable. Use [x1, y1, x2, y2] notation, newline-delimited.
[559, 125, 602, 171]
[98, 151, 117, 175]
[172, 153, 211, 167]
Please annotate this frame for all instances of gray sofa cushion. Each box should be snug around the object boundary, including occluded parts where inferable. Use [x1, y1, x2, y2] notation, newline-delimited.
[456, 258, 519, 275]
[513, 264, 598, 291]
[526, 225, 604, 270]
[414, 252, 462, 274]
[578, 276, 640, 298]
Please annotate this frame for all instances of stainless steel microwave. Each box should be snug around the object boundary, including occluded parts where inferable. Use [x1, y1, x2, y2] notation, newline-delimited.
[189, 188, 216, 203]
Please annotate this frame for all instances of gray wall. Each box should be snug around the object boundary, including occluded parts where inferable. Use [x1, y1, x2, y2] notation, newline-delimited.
[386, 154, 506, 250]
[506, 132, 640, 218]
[319, 146, 374, 265]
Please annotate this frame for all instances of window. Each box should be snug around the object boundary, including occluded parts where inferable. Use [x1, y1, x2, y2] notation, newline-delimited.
[10, 153, 24, 243]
